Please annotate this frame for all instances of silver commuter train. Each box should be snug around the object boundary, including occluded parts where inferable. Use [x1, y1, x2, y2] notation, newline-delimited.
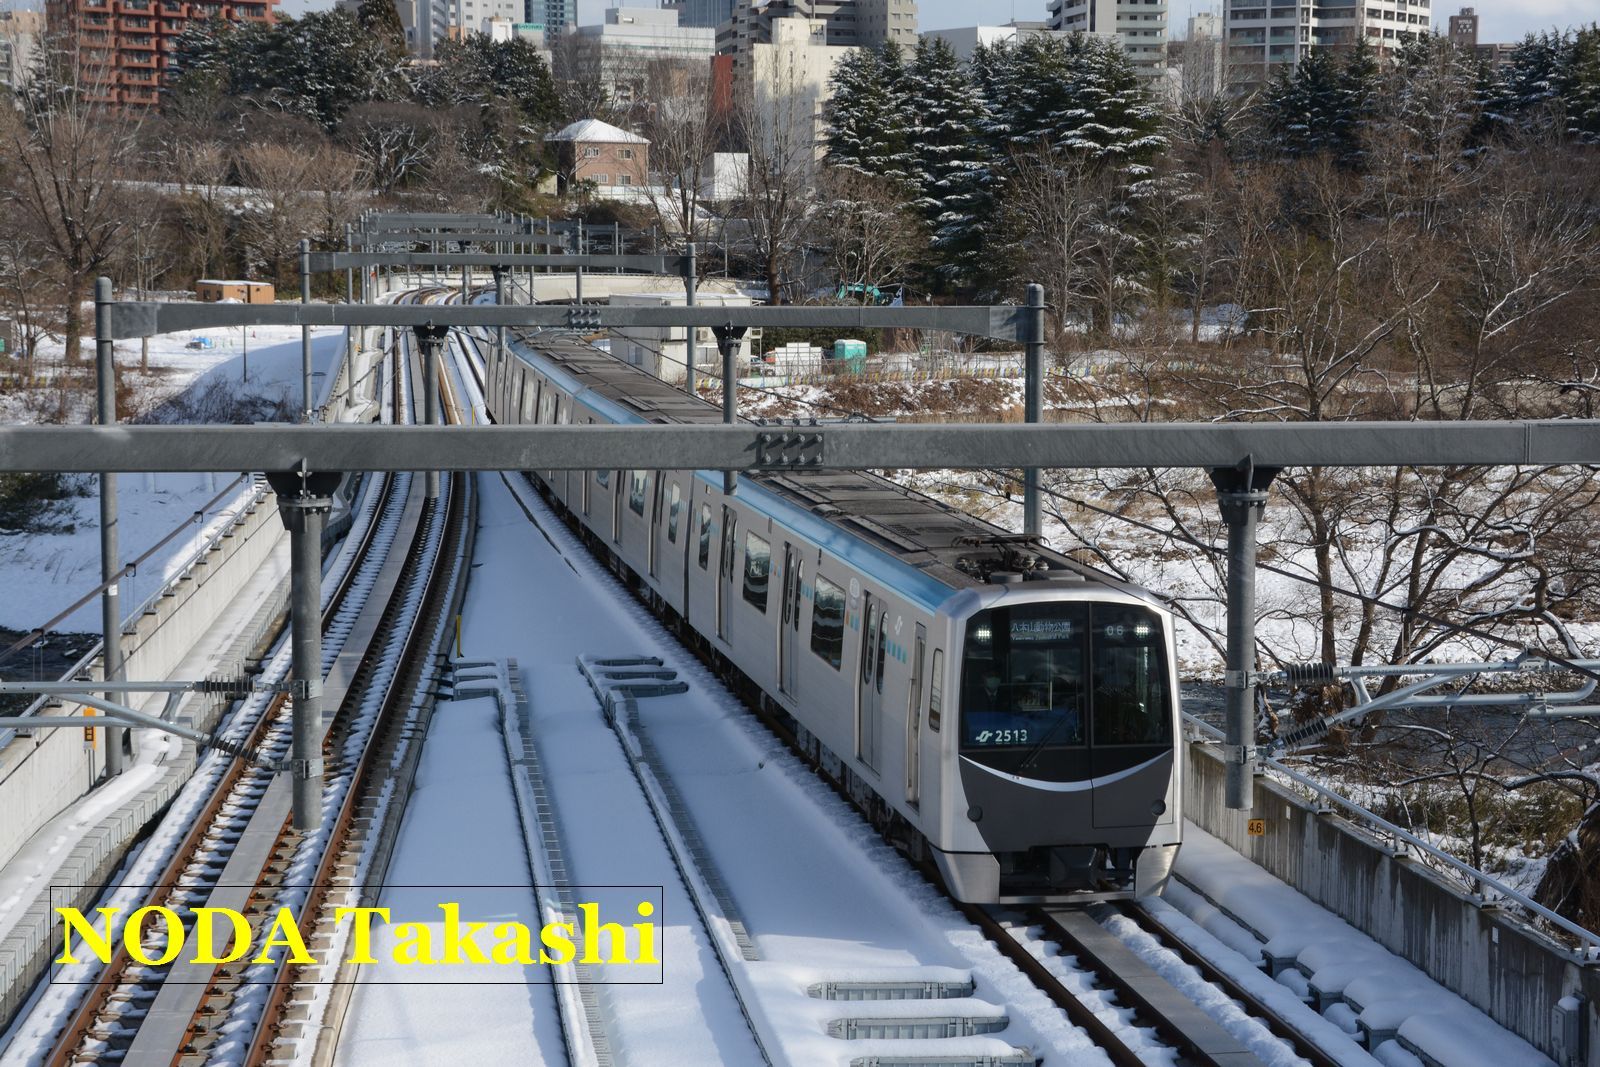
[485, 331, 1182, 903]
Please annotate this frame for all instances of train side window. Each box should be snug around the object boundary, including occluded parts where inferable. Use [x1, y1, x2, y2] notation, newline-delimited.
[698, 504, 713, 568]
[667, 484, 683, 542]
[810, 575, 845, 669]
[928, 649, 944, 731]
[628, 471, 648, 516]
[597, 469, 609, 488]
[742, 533, 771, 612]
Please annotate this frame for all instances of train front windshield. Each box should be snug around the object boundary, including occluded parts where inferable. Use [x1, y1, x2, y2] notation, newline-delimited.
[960, 602, 1172, 780]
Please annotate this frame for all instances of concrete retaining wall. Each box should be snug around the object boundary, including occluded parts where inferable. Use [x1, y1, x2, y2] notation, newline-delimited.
[1186, 739, 1599, 1065]
[0, 490, 286, 870]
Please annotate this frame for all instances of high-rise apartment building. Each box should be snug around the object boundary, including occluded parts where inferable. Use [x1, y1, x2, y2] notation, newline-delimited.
[0, 10, 44, 89]
[721, 0, 917, 57]
[47, 0, 277, 107]
[1223, 0, 1431, 90]
[1046, 0, 1167, 78]
[674, 0, 737, 27]
[530, 0, 575, 30]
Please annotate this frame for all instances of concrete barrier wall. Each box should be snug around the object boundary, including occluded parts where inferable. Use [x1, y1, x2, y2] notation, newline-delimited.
[0, 489, 285, 870]
[1186, 740, 1600, 1064]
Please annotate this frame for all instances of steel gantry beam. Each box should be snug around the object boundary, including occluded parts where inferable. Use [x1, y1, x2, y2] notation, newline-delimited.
[307, 251, 689, 274]
[103, 300, 1031, 342]
[352, 231, 564, 249]
[3, 421, 1598, 474]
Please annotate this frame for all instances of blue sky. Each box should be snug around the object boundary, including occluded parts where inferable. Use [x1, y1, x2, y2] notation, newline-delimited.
[263, 0, 1600, 43]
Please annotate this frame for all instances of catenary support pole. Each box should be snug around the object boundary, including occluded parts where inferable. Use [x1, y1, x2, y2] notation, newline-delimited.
[415, 326, 447, 502]
[494, 267, 507, 371]
[344, 224, 356, 391]
[715, 325, 746, 494]
[1211, 460, 1279, 810]
[95, 278, 125, 777]
[267, 471, 340, 830]
[299, 239, 313, 422]
[684, 243, 697, 395]
[1023, 283, 1046, 541]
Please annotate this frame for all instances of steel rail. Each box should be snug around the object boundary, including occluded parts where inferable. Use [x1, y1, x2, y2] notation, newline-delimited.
[1114, 901, 1344, 1067]
[1032, 907, 1261, 1066]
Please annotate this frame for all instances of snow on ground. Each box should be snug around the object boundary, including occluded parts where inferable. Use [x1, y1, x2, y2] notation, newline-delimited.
[0, 326, 346, 634]
[452, 473, 762, 1066]
[334, 695, 566, 1067]
[1167, 824, 1555, 1067]
[455, 469, 1116, 1065]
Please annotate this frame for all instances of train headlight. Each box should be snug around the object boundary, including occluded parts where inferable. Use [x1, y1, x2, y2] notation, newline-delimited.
[1151, 799, 1166, 816]
[973, 626, 992, 643]
[1133, 623, 1152, 639]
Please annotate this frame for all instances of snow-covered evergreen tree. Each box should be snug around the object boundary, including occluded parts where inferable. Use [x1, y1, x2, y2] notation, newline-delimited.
[1559, 26, 1600, 143]
[823, 46, 911, 181]
[1260, 40, 1375, 164]
[906, 37, 991, 286]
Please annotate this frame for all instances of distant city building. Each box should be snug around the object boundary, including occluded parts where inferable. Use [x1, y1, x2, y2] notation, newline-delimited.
[546, 118, 651, 198]
[47, 0, 277, 107]
[672, 0, 736, 27]
[1446, 7, 1514, 69]
[745, 15, 855, 157]
[0, 10, 43, 90]
[1167, 11, 1223, 98]
[922, 22, 1069, 61]
[1046, 0, 1167, 78]
[1223, 0, 1428, 90]
[721, 0, 917, 58]
[451, 0, 523, 41]
[531, 0, 575, 31]
[576, 7, 716, 102]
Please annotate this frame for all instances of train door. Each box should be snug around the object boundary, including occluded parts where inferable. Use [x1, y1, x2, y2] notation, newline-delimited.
[779, 544, 803, 697]
[648, 475, 662, 577]
[906, 624, 926, 807]
[717, 505, 737, 641]
[857, 594, 886, 772]
[613, 472, 624, 543]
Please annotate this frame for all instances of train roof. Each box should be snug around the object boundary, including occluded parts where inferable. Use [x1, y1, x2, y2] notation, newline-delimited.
[507, 328, 1160, 605]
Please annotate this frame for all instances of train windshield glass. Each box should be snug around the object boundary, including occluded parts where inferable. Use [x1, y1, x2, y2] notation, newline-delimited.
[960, 602, 1170, 778]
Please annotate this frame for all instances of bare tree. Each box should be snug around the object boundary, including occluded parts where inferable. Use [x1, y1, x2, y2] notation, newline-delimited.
[0, 35, 140, 363]
[341, 102, 438, 196]
[641, 61, 724, 245]
[817, 168, 925, 297]
[303, 143, 371, 251]
[237, 141, 316, 286]
[735, 60, 820, 304]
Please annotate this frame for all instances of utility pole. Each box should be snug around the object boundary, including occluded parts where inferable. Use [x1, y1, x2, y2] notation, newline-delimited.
[299, 238, 313, 422]
[684, 243, 697, 396]
[1023, 283, 1046, 540]
[266, 470, 341, 830]
[415, 326, 447, 503]
[715, 324, 746, 495]
[1211, 460, 1279, 810]
[94, 278, 125, 777]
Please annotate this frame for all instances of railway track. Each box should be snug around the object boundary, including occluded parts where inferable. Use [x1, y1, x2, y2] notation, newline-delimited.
[40, 301, 472, 1067]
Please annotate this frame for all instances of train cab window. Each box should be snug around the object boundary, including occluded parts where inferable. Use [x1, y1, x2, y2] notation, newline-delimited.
[958, 603, 1170, 781]
[742, 533, 771, 611]
[928, 649, 944, 731]
[810, 575, 845, 669]
[667, 484, 683, 542]
[1090, 605, 1172, 746]
[698, 504, 713, 568]
[628, 471, 648, 516]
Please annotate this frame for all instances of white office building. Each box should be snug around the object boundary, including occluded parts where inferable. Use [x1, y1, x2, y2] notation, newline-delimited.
[1046, 0, 1168, 78]
[922, 22, 1072, 61]
[1223, 0, 1429, 89]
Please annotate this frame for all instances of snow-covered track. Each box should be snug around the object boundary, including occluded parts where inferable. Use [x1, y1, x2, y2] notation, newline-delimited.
[1107, 901, 1342, 1067]
[34, 295, 470, 1067]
